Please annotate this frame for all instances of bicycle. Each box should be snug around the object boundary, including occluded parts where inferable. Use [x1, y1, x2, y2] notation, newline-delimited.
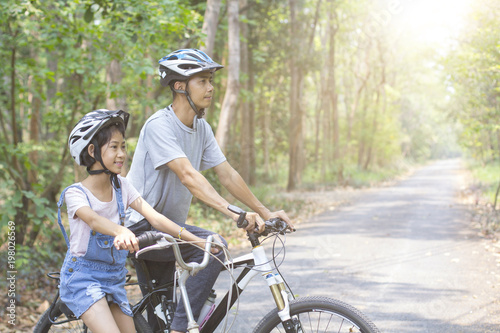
[34, 205, 381, 332]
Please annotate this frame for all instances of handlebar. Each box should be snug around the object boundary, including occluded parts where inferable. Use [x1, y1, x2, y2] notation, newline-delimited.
[227, 205, 291, 236]
[228, 204, 249, 229]
[135, 231, 213, 275]
[135, 206, 290, 271]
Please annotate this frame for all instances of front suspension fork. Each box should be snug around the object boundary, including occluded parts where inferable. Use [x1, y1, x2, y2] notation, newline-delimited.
[253, 245, 295, 330]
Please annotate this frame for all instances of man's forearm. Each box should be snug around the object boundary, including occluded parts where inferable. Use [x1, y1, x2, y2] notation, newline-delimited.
[182, 170, 239, 220]
[220, 168, 272, 220]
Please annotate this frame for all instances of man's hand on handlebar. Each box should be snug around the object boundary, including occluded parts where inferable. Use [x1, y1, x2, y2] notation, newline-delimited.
[244, 212, 266, 234]
[228, 205, 295, 234]
[265, 210, 295, 232]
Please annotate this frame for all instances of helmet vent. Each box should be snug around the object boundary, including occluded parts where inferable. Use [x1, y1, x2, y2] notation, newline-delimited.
[79, 125, 92, 132]
[70, 135, 81, 144]
[179, 64, 201, 70]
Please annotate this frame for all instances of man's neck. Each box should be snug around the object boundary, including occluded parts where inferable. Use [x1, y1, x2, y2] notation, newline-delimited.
[171, 100, 196, 128]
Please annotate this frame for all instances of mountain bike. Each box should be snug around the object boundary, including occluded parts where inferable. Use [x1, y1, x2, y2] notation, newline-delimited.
[34, 205, 380, 332]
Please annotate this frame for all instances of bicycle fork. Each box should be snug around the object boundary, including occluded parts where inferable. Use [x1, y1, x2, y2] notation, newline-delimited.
[252, 245, 297, 332]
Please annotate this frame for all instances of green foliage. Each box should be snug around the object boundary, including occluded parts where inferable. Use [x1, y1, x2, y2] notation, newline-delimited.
[443, 0, 500, 162]
[468, 160, 500, 204]
[2, 0, 494, 252]
[0, 243, 66, 293]
[0, 0, 205, 246]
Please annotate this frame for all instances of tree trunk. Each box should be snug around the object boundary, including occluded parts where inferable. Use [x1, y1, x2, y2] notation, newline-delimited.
[200, 0, 222, 57]
[8, 42, 29, 246]
[317, 24, 328, 179]
[313, 72, 322, 167]
[26, 53, 43, 246]
[364, 40, 386, 170]
[106, 59, 126, 110]
[247, 39, 256, 185]
[346, 48, 371, 161]
[287, 0, 304, 191]
[260, 94, 270, 176]
[28, 65, 41, 185]
[327, 7, 339, 162]
[215, 0, 240, 152]
[239, 0, 256, 185]
[497, 128, 500, 160]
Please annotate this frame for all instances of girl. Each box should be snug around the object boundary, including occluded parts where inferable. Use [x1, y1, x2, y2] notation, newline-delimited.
[58, 109, 211, 333]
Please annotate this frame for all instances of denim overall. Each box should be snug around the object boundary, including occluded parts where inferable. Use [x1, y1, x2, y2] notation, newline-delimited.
[56, 184, 132, 318]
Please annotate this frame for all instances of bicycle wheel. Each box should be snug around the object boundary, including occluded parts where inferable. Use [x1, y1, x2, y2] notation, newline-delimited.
[253, 296, 380, 333]
[133, 314, 153, 333]
[34, 298, 153, 333]
[33, 299, 87, 333]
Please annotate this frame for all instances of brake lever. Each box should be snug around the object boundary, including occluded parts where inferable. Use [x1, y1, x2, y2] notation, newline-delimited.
[135, 238, 172, 258]
[212, 236, 226, 250]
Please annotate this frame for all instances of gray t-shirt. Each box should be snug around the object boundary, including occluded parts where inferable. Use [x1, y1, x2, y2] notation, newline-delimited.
[126, 105, 226, 226]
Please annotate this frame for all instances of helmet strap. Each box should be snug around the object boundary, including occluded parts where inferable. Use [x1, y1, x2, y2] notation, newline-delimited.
[172, 79, 205, 118]
[86, 142, 120, 189]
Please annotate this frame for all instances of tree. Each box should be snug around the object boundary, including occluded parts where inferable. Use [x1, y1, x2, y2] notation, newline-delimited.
[200, 0, 222, 56]
[238, 0, 256, 185]
[286, 0, 303, 191]
[0, 0, 205, 246]
[215, 0, 240, 152]
[444, 0, 500, 163]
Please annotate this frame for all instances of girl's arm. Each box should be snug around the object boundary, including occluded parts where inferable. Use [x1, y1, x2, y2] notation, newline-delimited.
[129, 196, 219, 252]
[75, 206, 139, 252]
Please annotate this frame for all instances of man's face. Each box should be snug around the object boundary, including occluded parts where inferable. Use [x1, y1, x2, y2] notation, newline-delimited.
[186, 71, 214, 110]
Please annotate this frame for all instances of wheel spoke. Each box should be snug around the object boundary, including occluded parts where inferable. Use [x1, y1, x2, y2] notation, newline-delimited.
[254, 297, 379, 333]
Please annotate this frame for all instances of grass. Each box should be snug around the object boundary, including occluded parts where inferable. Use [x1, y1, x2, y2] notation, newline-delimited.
[468, 160, 500, 206]
[465, 159, 500, 235]
[301, 160, 412, 189]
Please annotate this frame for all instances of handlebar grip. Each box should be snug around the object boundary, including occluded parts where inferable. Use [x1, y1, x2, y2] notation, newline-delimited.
[228, 204, 249, 229]
[259, 218, 288, 236]
[137, 231, 163, 249]
[237, 215, 248, 229]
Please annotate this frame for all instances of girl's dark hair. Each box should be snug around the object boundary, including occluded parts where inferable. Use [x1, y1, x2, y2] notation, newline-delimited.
[80, 123, 126, 168]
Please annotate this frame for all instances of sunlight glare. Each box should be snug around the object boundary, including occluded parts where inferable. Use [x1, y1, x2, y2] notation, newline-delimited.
[400, 0, 473, 45]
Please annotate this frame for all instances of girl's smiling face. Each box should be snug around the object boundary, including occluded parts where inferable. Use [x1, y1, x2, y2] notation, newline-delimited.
[92, 129, 126, 174]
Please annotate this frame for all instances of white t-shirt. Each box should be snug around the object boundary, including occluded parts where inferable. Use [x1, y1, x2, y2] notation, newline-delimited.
[126, 105, 226, 226]
[65, 175, 140, 256]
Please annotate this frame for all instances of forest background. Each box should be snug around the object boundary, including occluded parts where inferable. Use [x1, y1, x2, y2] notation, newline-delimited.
[0, 0, 499, 327]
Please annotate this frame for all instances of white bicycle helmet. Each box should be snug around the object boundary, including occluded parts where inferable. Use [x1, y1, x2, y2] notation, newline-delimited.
[69, 109, 129, 166]
[158, 48, 223, 86]
[158, 49, 223, 118]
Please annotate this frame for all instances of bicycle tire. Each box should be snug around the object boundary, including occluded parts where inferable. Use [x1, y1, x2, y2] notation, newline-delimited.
[33, 298, 153, 333]
[133, 313, 153, 333]
[33, 299, 87, 333]
[253, 296, 380, 333]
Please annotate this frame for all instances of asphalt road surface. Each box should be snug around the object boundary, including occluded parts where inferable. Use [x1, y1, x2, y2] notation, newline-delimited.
[212, 159, 500, 332]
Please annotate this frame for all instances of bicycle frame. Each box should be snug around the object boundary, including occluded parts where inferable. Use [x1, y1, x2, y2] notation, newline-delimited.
[199, 234, 293, 332]
[131, 233, 292, 333]
[131, 208, 296, 333]
[36, 205, 380, 333]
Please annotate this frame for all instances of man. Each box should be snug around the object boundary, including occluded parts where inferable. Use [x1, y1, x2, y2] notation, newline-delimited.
[126, 49, 293, 333]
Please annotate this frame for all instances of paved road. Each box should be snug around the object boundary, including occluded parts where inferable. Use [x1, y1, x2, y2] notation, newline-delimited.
[213, 159, 500, 332]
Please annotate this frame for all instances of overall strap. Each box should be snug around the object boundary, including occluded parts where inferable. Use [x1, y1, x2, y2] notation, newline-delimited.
[57, 185, 93, 249]
[115, 179, 125, 226]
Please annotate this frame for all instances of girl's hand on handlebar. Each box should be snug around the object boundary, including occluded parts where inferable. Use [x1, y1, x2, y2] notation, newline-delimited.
[114, 228, 140, 253]
[199, 234, 224, 254]
[210, 234, 225, 254]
